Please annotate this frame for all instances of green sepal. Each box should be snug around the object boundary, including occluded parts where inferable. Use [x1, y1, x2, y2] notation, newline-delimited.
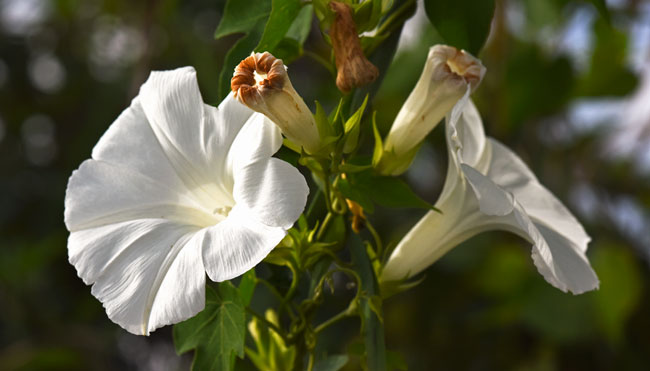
[374, 141, 422, 176]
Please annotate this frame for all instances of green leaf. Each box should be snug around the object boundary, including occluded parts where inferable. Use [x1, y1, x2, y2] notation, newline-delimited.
[214, 0, 272, 38]
[339, 177, 375, 214]
[272, 37, 303, 63]
[238, 269, 256, 306]
[256, 0, 302, 53]
[313, 354, 349, 371]
[343, 170, 434, 211]
[218, 21, 267, 99]
[338, 163, 372, 173]
[286, 4, 313, 44]
[423, 0, 495, 55]
[174, 283, 246, 371]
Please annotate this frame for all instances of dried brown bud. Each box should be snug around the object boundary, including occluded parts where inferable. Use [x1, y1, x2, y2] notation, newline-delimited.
[231, 52, 321, 153]
[329, 1, 379, 93]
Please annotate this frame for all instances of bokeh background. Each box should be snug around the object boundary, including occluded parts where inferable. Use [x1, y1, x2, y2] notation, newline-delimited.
[1, 0, 650, 370]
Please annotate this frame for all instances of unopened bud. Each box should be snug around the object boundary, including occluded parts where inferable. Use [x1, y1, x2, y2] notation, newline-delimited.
[330, 1, 379, 93]
[232, 52, 321, 153]
[378, 45, 485, 175]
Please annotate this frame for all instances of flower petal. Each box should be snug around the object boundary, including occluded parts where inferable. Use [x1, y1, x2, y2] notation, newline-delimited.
[461, 157, 598, 294]
[461, 164, 515, 216]
[233, 158, 308, 229]
[68, 219, 205, 335]
[91, 97, 187, 192]
[138, 69, 256, 208]
[447, 92, 487, 169]
[64, 159, 219, 231]
[200, 205, 286, 282]
[226, 111, 283, 178]
[487, 139, 591, 252]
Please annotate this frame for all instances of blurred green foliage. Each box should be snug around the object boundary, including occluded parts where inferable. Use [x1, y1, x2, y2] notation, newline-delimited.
[1, 0, 650, 370]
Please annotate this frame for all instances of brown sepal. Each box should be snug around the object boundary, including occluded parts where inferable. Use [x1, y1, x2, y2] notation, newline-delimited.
[329, 1, 379, 93]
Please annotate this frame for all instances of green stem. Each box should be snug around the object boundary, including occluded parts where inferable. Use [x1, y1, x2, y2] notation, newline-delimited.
[315, 211, 334, 241]
[306, 189, 323, 220]
[258, 278, 296, 319]
[365, 219, 384, 260]
[305, 50, 335, 77]
[375, 0, 416, 37]
[283, 264, 300, 305]
[314, 308, 352, 334]
[307, 352, 315, 371]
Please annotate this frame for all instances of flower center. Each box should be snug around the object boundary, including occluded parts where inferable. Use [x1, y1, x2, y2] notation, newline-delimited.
[231, 52, 286, 104]
[444, 50, 483, 86]
[254, 70, 267, 85]
[213, 206, 232, 218]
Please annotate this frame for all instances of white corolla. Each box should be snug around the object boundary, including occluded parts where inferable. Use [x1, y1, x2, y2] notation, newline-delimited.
[382, 92, 599, 294]
[64, 67, 308, 335]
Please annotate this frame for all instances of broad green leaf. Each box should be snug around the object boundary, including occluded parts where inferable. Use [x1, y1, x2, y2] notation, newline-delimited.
[423, 0, 495, 55]
[271, 37, 303, 63]
[286, 4, 313, 44]
[344, 170, 434, 211]
[238, 269, 257, 306]
[174, 283, 246, 371]
[313, 354, 349, 371]
[218, 22, 266, 99]
[256, 0, 302, 53]
[338, 163, 372, 173]
[214, 0, 271, 38]
[339, 177, 375, 214]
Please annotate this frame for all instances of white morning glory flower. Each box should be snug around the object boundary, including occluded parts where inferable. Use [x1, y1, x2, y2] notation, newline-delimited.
[64, 67, 309, 335]
[376, 45, 485, 175]
[382, 91, 599, 294]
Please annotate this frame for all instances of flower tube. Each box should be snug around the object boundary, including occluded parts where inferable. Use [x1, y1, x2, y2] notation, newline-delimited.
[382, 93, 599, 294]
[231, 52, 321, 154]
[65, 67, 309, 335]
[377, 45, 485, 175]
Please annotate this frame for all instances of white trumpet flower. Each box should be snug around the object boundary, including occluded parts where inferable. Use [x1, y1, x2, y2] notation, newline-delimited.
[382, 92, 599, 294]
[64, 67, 309, 335]
[377, 45, 485, 175]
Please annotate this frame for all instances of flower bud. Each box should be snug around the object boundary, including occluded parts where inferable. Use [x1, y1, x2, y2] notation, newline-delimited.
[330, 1, 379, 93]
[232, 52, 321, 154]
[377, 45, 485, 175]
